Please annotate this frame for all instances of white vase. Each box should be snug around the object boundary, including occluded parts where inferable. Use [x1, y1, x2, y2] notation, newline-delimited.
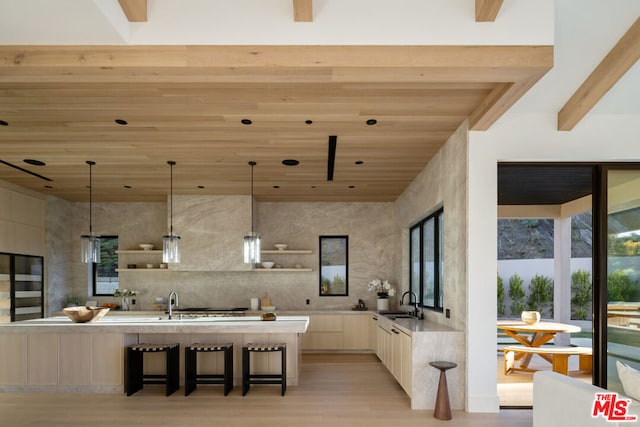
[121, 296, 129, 311]
[377, 298, 389, 311]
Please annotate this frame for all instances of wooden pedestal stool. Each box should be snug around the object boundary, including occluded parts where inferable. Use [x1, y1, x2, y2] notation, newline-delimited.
[429, 361, 457, 420]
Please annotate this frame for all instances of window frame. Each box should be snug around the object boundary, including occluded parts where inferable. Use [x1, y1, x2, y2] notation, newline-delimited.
[409, 208, 444, 312]
[91, 235, 119, 296]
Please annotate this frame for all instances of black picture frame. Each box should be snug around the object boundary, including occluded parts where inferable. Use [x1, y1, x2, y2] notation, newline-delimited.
[319, 235, 348, 296]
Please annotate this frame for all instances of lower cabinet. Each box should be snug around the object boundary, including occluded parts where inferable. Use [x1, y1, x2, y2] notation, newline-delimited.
[375, 316, 413, 397]
[301, 313, 371, 351]
[0, 333, 124, 389]
[399, 329, 412, 396]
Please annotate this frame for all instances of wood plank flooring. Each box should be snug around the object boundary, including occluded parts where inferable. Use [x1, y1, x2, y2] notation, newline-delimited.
[0, 354, 532, 427]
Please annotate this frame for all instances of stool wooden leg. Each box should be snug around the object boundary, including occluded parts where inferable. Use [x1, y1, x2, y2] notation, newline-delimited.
[126, 348, 143, 396]
[281, 346, 287, 396]
[224, 346, 234, 396]
[434, 370, 452, 420]
[242, 347, 250, 396]
[185, 347, 197, 396]
[166, 345, 179, 396]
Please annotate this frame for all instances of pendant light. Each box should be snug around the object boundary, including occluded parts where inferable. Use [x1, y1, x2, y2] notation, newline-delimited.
[162, 160, 181, 263]
[80, 160, 100, 263]
[243, 161, 261, 264]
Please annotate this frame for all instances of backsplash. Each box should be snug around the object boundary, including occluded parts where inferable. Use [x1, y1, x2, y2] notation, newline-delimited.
[51, 198, 398, 312]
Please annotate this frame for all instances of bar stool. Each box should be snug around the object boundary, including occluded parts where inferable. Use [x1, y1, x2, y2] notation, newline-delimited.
[429, 361, 457, 420]
[242, 343, 286, 396]
[126, 343, 180, 396]
[184, 343, 234, 396]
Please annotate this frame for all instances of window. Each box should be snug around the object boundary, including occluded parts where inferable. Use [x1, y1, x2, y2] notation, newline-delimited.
[92, 235, 119, 296]
[410, 208, 444, 311]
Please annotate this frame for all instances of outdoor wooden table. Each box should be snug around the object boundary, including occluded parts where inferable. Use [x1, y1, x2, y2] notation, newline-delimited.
[497, 320, 581, 369]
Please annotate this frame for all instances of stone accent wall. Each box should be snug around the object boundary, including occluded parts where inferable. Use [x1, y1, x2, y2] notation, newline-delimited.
[56, 199, 397, 312]
[395, 121, 468, 331]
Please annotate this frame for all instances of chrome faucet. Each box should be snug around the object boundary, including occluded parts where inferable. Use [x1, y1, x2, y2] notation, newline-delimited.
[401, 291, 421, 318]
[168, 290, 179, 320]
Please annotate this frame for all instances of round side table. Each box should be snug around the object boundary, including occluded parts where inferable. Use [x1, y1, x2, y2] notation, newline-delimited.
[429, 361, 457, 420]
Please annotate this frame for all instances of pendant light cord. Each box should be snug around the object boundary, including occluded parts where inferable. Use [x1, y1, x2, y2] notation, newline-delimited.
[249, 161, 256, 234]
[168, 160, 175, 235]
[87, 160, 95, 235]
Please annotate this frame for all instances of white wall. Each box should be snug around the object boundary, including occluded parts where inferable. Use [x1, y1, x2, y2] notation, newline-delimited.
[0, 0, 555, 45]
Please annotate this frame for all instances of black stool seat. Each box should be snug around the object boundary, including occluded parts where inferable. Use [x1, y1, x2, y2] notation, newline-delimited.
[429, 361, 457, 420]
[185, 343, 234, 396]
[242, 343, 286, 396]
[126, 343, 179, 396]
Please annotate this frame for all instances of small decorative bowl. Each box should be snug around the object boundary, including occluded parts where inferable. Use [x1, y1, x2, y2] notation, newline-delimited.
[521, 311, 540, 325]
[274, 243, 288, 251]
[139, 244, 154, 251]
[63, 306, 110, 323]
[262, 305, 276, 311]
[261, 312, 277, 321]
[261, 261, 275, 269]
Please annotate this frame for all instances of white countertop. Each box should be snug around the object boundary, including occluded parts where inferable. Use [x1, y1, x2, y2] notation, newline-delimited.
[0, 315, 309, 334]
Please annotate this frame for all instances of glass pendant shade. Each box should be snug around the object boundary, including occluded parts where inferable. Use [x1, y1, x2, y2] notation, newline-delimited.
[243, 161, 261, 265]
[80, 234, 101, 263]
[243, 232, 261, 264]
[81, 160, 100, 263]
[162, 234, 181, 263]
[163, 160, 180, 263]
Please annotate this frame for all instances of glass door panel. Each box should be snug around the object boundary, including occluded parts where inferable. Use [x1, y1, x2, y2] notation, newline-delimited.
[607, 170, 640, 392]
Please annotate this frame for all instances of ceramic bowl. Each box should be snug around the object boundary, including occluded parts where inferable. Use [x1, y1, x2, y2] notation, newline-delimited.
[139, 243, 154, 250]
[63, 306, 110, 323]
[521, 310, 540, 325]
[262, 305, 276, 311]
[261, 261, 275, 269]
[274, 243, 288, 251]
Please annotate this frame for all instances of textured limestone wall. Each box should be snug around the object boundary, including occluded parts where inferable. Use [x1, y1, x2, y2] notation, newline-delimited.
[395, 121, 468, 331]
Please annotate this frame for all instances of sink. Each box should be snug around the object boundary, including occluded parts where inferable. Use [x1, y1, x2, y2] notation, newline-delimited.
[382, 312, 416, 320]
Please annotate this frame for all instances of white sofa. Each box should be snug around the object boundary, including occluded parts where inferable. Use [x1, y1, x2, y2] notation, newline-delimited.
[533, 371, 640, 426]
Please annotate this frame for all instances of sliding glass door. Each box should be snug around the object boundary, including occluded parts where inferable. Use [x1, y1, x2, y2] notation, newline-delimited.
[606, 169, 640, 392]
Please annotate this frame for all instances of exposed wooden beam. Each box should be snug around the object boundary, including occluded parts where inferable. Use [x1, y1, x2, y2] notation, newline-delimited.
[117, 0, 147, 22]
[469, 70, 551, 130]
[293, 0, 313, 22]
[475, 0, 503, 22]
[558, 17, 640, 131]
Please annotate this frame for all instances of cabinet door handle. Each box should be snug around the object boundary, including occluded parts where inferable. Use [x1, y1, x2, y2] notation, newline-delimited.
[391, 328, 400, 334]
[372, 316, 378, 321]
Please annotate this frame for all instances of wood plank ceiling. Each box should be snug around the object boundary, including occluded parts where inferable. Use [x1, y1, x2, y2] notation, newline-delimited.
[0, 45, 552, 202]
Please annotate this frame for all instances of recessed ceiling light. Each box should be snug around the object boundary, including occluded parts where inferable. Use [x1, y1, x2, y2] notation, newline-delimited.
[0, 120, 8, 126]
[115, 119, 128, 125]
[305, 120, 313, 125]
[241, 119, 252, 125]
[355, 160, 364, 165]
[282, 159, 300, 166]
[366, 119, 377, 126]
[123, 185, 132, 189]
[24, 159, 46, 166]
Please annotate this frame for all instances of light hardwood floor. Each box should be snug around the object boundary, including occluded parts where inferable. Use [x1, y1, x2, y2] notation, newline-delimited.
[0, 354, 532, 427]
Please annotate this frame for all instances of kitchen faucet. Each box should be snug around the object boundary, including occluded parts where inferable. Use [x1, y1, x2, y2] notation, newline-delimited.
[401, 291, 422, 319]
[168, 290, 179, 320]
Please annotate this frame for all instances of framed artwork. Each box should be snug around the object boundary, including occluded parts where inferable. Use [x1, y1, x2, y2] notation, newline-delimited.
[319, 235, 348, 296]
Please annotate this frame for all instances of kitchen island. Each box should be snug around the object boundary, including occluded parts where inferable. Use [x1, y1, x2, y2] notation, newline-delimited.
[0, 315, 309, 393]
